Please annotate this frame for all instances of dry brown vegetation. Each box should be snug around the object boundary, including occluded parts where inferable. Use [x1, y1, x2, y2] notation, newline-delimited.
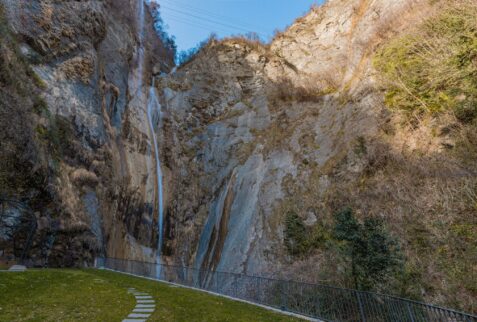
[224, 34, 270, 51]
[271, 0, 477, 313]
[70, 168, 99, 187]
[60, 55, 95, 84]
[269, 75, 339, 105]
[277, 130, 477, 312]
[374, 0, 477, 119]
[36, 2, 53, 30]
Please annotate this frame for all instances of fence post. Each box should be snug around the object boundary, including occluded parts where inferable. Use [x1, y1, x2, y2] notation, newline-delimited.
[356, 291, 366, 322]
[314, 285, 320, 317]
[407, 302, 415, 322]
[280, 282, 286, 310]
[215, 272, 218, 293]
[257, 277, 261, 303]
[234, 274, 238, 298]
[281, 281, 289, 311]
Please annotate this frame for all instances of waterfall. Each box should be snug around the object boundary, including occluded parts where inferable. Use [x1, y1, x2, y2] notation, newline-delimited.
[147, 83, 164, 257]
[134, 0, 164, 272]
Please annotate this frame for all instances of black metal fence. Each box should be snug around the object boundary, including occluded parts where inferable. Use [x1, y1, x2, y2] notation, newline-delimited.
[95, 257, 477, 322]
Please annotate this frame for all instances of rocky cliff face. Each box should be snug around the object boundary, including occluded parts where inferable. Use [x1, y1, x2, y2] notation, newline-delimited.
[1, 0, 475, 313]
[157, 0, 402, 273]
[156, 0, 476, 311]
[0, 0, 174, 266]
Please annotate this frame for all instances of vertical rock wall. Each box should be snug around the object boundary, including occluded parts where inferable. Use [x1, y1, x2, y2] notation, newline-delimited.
[0, 0, 174, 266]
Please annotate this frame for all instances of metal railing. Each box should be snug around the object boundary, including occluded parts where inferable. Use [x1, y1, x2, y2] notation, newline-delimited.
[95, 257, 477, 322]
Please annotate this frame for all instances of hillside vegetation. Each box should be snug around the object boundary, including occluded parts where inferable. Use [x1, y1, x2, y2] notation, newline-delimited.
[375, 1, 477, 122]
[370, 1, 477, 310]
[276, 0, 477, 313]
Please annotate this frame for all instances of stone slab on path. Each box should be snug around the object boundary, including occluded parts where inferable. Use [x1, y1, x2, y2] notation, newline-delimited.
[127, 313, 151, 319]
[133, 308, 155, 313]
[123, 288, 156, 322]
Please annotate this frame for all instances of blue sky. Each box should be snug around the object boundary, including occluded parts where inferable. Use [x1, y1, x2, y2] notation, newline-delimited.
[157, 0, 323, 52]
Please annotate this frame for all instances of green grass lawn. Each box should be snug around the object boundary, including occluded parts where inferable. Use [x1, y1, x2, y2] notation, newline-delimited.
[0, 269, 303, 322]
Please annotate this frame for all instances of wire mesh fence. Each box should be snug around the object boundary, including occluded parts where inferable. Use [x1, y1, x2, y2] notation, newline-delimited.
[95, 257, 477, 322]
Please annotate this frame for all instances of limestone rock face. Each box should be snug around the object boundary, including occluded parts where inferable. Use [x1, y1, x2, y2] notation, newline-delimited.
[271, 0, 413, 83]
[158, 0, 411, 275]
[0, 0, 174, 266]
[155, 0, 476, 311]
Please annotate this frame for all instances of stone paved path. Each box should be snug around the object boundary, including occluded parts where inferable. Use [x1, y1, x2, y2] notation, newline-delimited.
[123, 288, 156, 322]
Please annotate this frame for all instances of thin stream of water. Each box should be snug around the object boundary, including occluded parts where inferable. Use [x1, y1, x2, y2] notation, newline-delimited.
[147, 83, 164, 257]
[136, 0, 164, 274]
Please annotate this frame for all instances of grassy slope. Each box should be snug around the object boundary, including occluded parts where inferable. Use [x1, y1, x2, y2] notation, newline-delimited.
[0, 269, 302, 322]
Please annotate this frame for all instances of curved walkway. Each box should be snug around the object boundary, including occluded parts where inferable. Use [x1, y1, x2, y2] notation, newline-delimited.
[122, 288, 156, 322]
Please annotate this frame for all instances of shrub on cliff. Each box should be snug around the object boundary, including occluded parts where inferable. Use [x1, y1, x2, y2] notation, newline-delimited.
[333, 208, 403, 291]
[177, 34, 216, 66]
[149, 2, 176, 55]
[284, 212, 308, 256]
